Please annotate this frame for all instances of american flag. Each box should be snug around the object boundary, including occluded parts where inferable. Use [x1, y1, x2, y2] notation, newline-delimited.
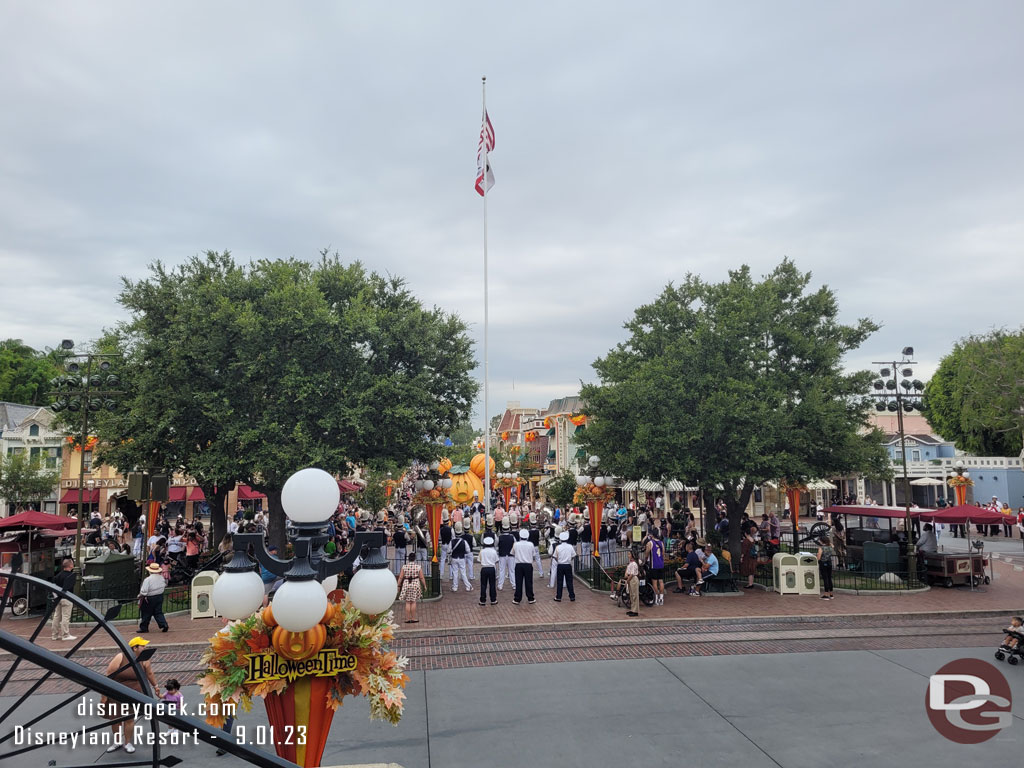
[475, 110, 495, 196]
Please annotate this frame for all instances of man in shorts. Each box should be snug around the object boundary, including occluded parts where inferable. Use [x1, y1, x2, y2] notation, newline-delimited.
[645, 530, 666, 605]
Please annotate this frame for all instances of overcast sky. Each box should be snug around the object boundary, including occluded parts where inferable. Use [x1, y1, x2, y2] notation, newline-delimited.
[2, 2, 1022, 425]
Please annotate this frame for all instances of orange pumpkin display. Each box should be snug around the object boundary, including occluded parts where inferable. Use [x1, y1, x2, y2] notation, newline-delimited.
[262, 604, 278, 627]
[449, 470, 485, 503]
[469, 453, 495, 480]
[272, 624, 327, 662]
[438, 457, 453, 475]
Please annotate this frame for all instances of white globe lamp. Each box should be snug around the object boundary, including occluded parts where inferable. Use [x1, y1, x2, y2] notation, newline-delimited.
[212, 568, 265, 620]
[594, 476, 606, 487]
[281, 468, 340, 524]
[270, 579, 328, 632]
[576, 475, 589, 487]
[588, 455, 600, 468]
[348, 555, 398, 615]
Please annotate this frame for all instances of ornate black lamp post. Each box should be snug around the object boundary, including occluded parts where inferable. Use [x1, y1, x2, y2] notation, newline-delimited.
[213, 468, 397, 629]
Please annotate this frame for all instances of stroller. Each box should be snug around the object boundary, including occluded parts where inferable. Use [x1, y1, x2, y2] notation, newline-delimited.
[994, 627, 1024, 665]
[599, 557, 655, 610]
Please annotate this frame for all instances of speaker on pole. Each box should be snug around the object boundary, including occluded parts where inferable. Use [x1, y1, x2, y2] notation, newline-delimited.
[150, 474, 169, 502]
[127, 472, 149, 501]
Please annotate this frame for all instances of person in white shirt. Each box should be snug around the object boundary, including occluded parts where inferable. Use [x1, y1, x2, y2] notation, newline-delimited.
[478, 536, 499, 605]
[138, 563, 169, 633]
[552, 531, 576, 602]
[227, 518, 240, 536]
[449, 521, 471, 591]
[496, 519, 517, 590]
[512, 529, 536, 605]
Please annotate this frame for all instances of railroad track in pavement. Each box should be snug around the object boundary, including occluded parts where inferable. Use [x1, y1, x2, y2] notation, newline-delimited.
[0, 614, 1004, 696]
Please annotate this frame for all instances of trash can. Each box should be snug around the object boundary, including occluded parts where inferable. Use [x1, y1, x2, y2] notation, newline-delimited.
[191, 570, 219, 619]
[797, 553, 820, 595]
[772, 552, 800, 594]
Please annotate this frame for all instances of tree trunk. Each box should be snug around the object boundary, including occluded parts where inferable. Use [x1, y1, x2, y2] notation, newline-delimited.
[267, 487, 286, 554]
[702, 487, 717, 540]
[209, 485, 228, 549]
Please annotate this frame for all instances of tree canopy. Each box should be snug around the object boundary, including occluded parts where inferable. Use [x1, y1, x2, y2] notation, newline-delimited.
[923, 330, 1024, 456]
[0, 340, 65, 406]
[91, 251, 477, 548]
[0, 451, 59, 512]
[577, 259, 889, 553]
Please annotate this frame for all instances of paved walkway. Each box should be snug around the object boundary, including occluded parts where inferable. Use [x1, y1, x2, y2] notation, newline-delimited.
[2, 556, 1022, 658]
[5, 645, 1024, 767]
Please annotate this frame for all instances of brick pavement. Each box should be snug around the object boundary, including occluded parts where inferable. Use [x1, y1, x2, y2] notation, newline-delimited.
[2, 557, 1021, 658]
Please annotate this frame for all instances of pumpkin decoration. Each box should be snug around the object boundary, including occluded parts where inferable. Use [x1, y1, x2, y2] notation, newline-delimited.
[272, 623, 327, 662]
[262, 604, 278, 628]
[469, 453, 495, 480]
[429, 488, 440, 498]
[501, 431, 509, 441]
[438, 457, 453, 475]
[449, 470, 485, 503]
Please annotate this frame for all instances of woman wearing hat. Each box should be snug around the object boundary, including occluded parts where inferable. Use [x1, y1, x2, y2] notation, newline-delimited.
[102, 636, 159, 754]
[138, 562, 169, 633]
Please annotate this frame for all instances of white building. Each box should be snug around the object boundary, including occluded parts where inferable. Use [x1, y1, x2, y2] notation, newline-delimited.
[0, 402, 63, 515]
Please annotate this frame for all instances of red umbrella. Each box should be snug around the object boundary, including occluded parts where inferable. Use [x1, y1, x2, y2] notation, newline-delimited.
[919, 505, 1006, 525]
[0, 510, 78, 530]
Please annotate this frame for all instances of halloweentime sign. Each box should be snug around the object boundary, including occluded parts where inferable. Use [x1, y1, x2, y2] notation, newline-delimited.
[245, 649, 356, 684]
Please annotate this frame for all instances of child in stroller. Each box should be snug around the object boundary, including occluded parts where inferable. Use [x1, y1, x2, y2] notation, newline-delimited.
[995, 616, 1024, 665]
[608, 551, 655, 612]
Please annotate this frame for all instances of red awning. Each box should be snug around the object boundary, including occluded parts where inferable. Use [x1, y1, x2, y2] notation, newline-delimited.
[237, 485, 266, 501]
[919, 505, 1007, 525]
[338, 480, 361, 493]
[58, 489, 100, 505]
[823, 505, 928, 520]
[0, 509, 79, 530]
[188, 486, 206, 502]
[168, 486, 187, 502]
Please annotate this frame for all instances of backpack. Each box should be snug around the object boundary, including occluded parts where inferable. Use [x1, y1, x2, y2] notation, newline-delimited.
[748, 541, 759, 559]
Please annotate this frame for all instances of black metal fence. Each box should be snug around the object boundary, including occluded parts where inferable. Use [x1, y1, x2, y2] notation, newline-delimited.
[70, 583, 192, 623]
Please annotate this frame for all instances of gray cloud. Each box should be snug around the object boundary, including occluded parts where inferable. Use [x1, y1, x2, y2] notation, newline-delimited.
[2, 1, 1022, 424]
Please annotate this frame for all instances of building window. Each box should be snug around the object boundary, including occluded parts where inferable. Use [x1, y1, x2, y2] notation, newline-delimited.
[83, 450, 93, 472]
[29, 425, 39, 436]
[911, 449, 921, 461]
[45, 446, 61, 469]
[30, 447, 41, 461]
[7, 447, 24, 456]
[894, 450, 903, 461]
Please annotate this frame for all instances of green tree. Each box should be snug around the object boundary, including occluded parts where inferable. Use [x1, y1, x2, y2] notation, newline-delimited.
[0, 451, 60, 511]
[359, 463, 400, 515]
[0, 340, 65, 406]
[544, 470, 579, 508]
[577, 259, 889, 558]
[923, 330, 1024, 456]
[91, 251, 478, 551]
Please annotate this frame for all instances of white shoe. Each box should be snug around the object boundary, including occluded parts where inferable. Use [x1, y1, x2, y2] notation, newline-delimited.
[62, 635, 77, 641]
[106, 744, 122, 753]
[124, 743, 136, 754]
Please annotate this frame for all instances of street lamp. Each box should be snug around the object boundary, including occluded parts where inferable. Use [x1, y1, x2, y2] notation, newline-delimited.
[213, 468, 398, 630]
[576, 456, 613, 560]
[869, 349, 924, 583]
[47, 340, 124, 569]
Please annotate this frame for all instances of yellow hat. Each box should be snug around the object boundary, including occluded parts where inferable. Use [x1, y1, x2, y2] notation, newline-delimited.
[129, 637, 150, 648]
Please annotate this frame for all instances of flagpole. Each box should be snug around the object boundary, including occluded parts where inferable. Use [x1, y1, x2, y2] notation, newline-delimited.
[481, 75, 492, 521]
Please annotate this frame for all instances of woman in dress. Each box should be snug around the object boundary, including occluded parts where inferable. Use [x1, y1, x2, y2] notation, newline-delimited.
[399, 551, 426, 624]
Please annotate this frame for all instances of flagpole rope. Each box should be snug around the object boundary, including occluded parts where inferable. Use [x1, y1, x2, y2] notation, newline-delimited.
[481, 75, 492, 521]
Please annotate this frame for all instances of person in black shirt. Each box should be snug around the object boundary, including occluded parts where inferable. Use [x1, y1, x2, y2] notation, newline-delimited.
[392, 519, 408, 575]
